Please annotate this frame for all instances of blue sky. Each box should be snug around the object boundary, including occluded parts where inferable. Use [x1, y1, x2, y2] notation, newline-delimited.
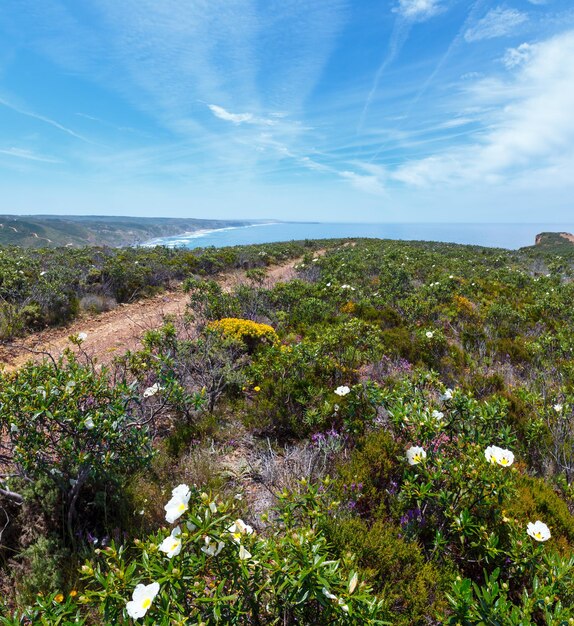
[1, 0, 573, 222]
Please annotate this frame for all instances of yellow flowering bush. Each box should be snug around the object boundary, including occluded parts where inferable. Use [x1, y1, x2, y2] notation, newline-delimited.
[207, 317, 279, 350]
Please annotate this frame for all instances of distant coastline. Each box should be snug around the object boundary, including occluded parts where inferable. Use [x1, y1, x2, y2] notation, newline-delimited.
[0, 215, 258, 248]
[141, 221, 281, 248]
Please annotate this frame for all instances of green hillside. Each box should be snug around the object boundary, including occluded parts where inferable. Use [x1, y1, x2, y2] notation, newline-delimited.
[0, 215, 256, 248]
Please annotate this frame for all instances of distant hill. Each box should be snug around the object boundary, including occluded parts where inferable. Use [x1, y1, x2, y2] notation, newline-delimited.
[0, 215, 258, 248]
[534, 232, 574, 247]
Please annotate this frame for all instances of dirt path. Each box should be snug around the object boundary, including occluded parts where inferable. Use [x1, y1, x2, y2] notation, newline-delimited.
[0, 255, 309, 372]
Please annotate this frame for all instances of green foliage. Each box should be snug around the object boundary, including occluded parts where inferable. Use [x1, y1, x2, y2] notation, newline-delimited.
[3, 236, 574, 624]
[327, 518, 451, 625]
[3, 484, 387, 625]
[0, 354, 154, 544]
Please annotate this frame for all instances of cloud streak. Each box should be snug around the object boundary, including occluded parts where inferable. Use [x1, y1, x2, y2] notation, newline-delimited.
[208, 104, 276, 126]
[0, 97, 94, 144]
[0, 147, 61, 163]
[394, 0, 443, 21]
[464, 7, 528, 43]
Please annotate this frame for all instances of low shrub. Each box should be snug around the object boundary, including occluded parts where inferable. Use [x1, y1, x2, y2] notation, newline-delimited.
[207, 317, 279, 352]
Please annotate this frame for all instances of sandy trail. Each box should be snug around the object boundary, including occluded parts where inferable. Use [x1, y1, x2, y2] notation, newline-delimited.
[0, 256, 306, 372]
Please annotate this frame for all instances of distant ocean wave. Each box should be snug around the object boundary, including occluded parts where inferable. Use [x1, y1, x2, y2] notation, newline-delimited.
[142, 222, 279, 248]
[142, 222, 574, 250]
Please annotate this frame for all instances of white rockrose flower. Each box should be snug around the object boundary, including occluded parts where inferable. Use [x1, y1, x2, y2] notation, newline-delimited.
[484, 445, 514, 467]
[441, 388, 453, 401]
[406, 446, 426, 465]
[143, 383, 162, 398]
[77, 332, 87, 342]
[126, 582, 160, 619]
[201, 536, 224, 557]
[164, 484, 191, 524]
[425, 331, 434, 339]
[228, 519, 254, 543]
[159, 526, 182, 558]
[527, 520, 551, 542]
[334, 385, 351, 397]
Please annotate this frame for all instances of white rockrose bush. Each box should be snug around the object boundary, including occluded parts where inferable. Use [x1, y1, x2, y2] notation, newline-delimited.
[73, 482, 384, 625]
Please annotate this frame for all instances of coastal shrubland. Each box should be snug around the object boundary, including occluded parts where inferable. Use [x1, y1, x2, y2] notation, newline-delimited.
[1, 237, 574, 624]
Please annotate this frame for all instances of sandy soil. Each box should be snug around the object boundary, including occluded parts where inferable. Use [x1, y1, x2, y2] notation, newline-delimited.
[0, 256, 307, 372]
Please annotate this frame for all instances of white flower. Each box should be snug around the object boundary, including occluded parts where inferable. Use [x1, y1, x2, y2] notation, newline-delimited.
[85, 417, 95, 430]
[201, 536, 224, 557]
[164, 484, 191, 523]
[10, 423, 19, 433]
[425, 331, 434, 339]
[228, 519, 254, 543]
[40, 271, 46, 276]
[553, 403, 563, 412]
[126, 582, 160, 619]
[441, 388, 453, 401]
[484, 445, 514, 467]
[159, 526, 182, 558]
[431, 410, 444, 420]
[239, 544, 252, 560]
[406, 446, 426, 465]
[143, 383, 162, 398]
[209, 501, 218, 514]
[77, 332, 87, 342]
[334, 385, 351, 397]
[527, 520, 551, 542]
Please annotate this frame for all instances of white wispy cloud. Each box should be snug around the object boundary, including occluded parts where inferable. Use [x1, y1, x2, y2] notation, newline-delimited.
[502, 42, 536, 68]
[207, 104, 275, 126]
[464, 7, 528, 43]
[0, 96, 93, 144]
[394, 0, 443, 21]
[360, 0, 449, 129]
[208, 105, 256, 125]
[0, 147, 61, 163]
[340, 170, 386, 195]
[392, 30, 574, 187]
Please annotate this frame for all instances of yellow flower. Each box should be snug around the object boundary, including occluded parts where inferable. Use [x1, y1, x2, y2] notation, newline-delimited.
[54, 593, 64, 603]
[254, 386, 261, 392]
[207, 318, 278, 346]
[69, 590, 78, 597]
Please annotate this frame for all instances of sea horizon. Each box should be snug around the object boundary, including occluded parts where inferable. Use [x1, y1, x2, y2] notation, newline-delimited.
[142, 221, 574, 251]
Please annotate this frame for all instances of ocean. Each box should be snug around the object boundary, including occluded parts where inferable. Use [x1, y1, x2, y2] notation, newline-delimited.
[142, 222, 574, 251]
